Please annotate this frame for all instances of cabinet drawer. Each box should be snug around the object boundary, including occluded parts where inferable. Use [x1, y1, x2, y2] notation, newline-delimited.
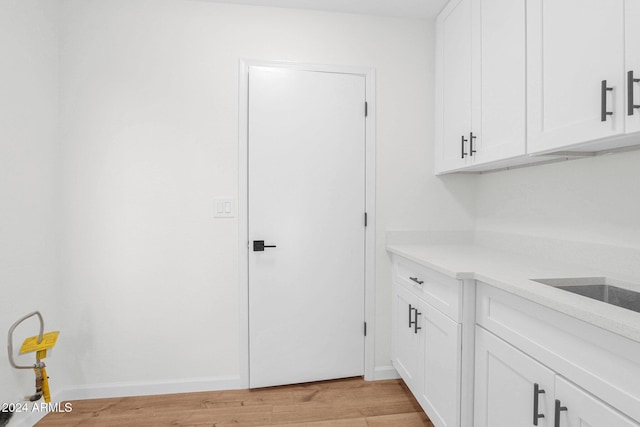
[393, 255, 462, 322]
[476, 282, 640, 422]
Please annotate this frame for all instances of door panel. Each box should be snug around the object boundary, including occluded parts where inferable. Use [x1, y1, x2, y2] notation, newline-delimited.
[472, 0, 526, 164]
[626, 0, 640, 134]
[436, 0, 472, 172]
[392, 283, 421, 394]
[528, 0, 625, 153]
[248, 66, 365, 388]
[474, 326, 555, 427]
[419, 301, 462, 427]
[555, 377, 640, 427]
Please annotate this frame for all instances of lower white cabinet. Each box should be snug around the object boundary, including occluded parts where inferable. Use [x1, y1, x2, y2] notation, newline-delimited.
[417, 301, 462, 427]
[555, 376, 640, 427]
[390, 255, 471, 427]
[475, 282, 640, 426]
[392, 282, 422, 393]
[474, 326, 555, 427]
[392, 282, 462, 427]
[475, 326, 640, 427]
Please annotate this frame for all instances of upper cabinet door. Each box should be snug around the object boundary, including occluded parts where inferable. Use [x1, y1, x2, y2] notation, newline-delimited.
[435, 0, 472, 173]
[527, 0, 626, 154]
[626, 0, 640, 134]
[470, 0, 526, 165]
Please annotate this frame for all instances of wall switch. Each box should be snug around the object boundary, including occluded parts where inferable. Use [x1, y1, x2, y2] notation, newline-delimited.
[214, 198, 235, 218]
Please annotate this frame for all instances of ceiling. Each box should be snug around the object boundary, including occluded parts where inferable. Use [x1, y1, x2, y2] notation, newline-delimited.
[198, 0, 449, 20]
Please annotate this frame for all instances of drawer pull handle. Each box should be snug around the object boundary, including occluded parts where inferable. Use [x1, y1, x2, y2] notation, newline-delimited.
[554, 399, 567, 427]
[409, 277, 424, 285]
[409, 304, 415, 328]
[414, 310, 422, 334]
[533, 383, 546, 425]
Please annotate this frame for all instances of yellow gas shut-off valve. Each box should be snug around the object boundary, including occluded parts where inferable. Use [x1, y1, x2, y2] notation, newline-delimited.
[7, 311, 59, 403]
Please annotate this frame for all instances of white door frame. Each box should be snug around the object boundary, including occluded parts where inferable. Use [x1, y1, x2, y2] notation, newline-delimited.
[238, 59, 376, 388]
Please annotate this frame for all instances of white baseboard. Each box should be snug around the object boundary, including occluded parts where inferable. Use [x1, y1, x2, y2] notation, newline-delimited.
[10, 375, 242, 427]
[371, 365, 400, 380]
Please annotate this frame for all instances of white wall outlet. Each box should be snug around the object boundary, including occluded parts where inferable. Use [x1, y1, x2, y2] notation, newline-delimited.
[214, 198, 235, 218]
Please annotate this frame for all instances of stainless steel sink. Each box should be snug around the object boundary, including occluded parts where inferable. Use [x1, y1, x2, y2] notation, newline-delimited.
[532, 277, 640, 314]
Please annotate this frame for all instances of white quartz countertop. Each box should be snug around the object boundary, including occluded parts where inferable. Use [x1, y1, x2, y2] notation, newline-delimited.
[386, 242, 640, 343]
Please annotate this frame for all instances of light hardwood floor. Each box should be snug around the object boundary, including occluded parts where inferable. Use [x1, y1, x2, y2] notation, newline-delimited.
[38, 377, 434, 426]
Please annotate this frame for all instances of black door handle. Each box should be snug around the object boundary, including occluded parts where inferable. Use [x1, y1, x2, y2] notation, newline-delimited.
[628, 71, 640, 116]
[414, 310, 422, 334]
[461, 135, 468, 159]
[470, 132, 477, 156]
[533, 383, 546, 425]
[409, 304, 416, 328]
[601, 80, 614, 122]
[554, 399, 567, 427]
[253, 240, 277, 252]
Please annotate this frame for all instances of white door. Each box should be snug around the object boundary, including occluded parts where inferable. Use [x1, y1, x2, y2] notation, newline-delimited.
[527, 0, 625, 154]
[471, 0, 526, 165]
[555, 377, 640, 427]
[248, 66, 366, 388]
[474, 327, 556, 427]
[435, 0, 473, 173]
[626, 0, 640, 134]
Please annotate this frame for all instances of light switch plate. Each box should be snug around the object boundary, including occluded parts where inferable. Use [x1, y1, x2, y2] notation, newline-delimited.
[214, 198, 235, 218]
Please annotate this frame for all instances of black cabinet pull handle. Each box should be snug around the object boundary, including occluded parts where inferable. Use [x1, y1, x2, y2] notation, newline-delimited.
[461, 135, 468, 159]
[628, 71, 640, 116]
[470, 132, 477, 156]
[533, 383, 546, 425]
[409, 304, 415, 328]
[601, 80, 614, 122]
[554, 399, 568, 427]
[414, 310, 422, 334]
[409, 277, 424, 285]
[253, 240, 277, 251]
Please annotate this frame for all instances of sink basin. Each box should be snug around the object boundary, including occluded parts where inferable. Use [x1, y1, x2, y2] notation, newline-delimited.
[532, 277, 640, 314]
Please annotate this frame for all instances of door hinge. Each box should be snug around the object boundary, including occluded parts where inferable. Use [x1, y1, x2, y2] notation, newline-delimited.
[365, 102, 368, 117]
[364, 212, 368, 227]
[364, 321, 367, 336]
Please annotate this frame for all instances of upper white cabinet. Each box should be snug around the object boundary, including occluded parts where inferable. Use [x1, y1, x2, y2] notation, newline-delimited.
[435, 0, 640, 173]
[436, 0, 526, 173]
[627, 0, 640, 134]
[527, 0, 626, 154]
[435, 0, 473, 172]
[470, 0, 526, 165]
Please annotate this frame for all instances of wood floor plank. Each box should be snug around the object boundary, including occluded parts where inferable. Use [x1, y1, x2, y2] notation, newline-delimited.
[365, 412, 434, 427]
[38, 377, 431, 426]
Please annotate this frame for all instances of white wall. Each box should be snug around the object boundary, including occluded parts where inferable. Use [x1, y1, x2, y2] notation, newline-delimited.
[475, 150, 640, 250]
[0, 0, 61, 414]
[56, 0, 475, 392]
